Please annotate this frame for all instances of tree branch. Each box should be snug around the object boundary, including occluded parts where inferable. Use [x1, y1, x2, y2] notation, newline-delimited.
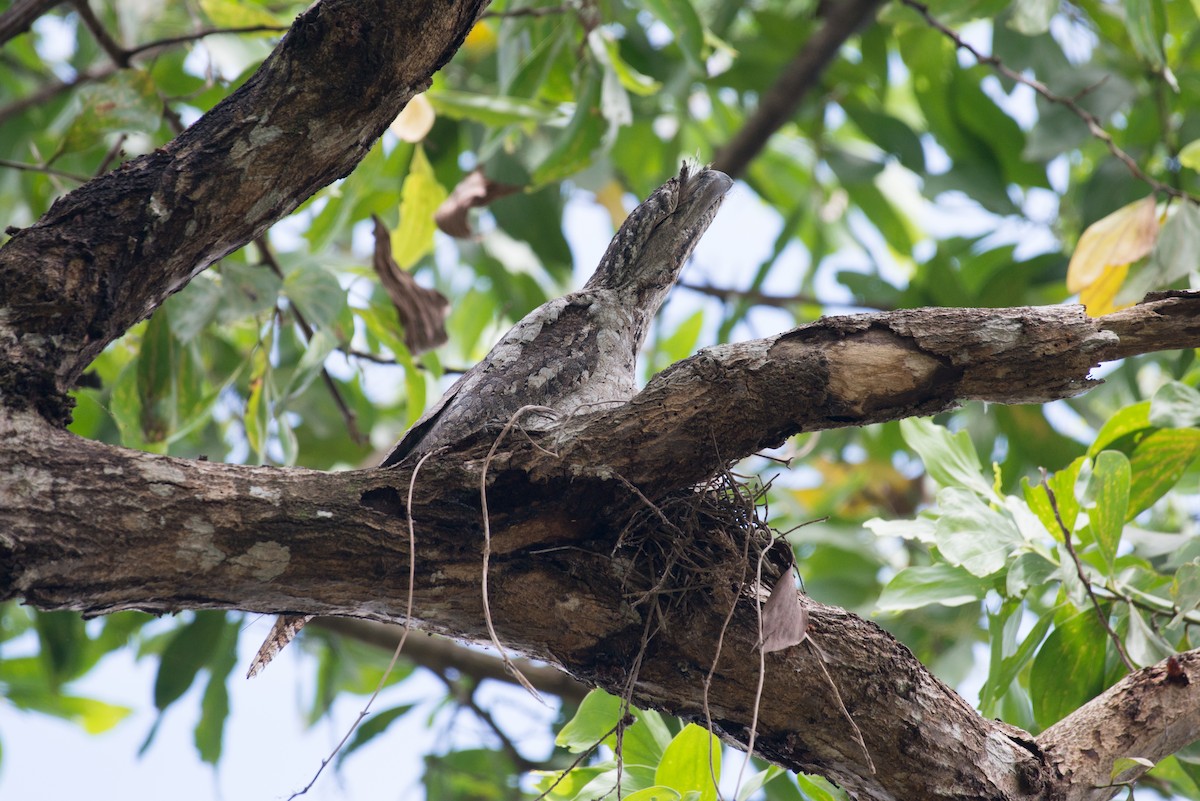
[312, 618, 589, 703]
[711, 0, 884, 179]
[0, 0, 488, 422]
[549, 293, 1200, 494]
[4, 290, 1200, 798]
[0, 0, 61, 47]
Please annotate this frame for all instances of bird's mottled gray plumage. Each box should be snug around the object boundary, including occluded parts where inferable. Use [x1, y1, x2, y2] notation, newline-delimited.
[381, 165, 732, 466]
[248, 166, 731, 678]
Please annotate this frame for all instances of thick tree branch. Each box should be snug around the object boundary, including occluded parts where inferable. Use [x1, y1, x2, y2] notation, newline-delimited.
[0, 0, 487, 422]
[4, 289, 1200, 798]
[312, 618, 589, 703]
[711, 0, 884, 179]
[547, 293, 1200, 494]
[0, 0, 60, 46]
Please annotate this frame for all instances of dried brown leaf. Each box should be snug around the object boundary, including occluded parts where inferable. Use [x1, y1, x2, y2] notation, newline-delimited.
[761, 575, 809, 653]
[371, 215, 450, 355]
[434, 169, 521, 238]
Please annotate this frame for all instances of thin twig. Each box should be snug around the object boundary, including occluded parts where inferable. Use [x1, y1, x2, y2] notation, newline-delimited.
[682, 282, 894, 311]
[736, 542, 772, 794]
[531, 722, 623, 801]
[286, 450, 432, 800]
[1041, 472, 1137, 672]
[0, 158, 87, 182]
[0, 25, 286, 127]
[900, 0, 1193, 203]
[255, 236, 366, 445]
[123, 24, 288, 59]
[482, 5, 572, 19]
[431, 666, 541, 771]
[94, 133, 126, 176]
[804, 637, 874, 774]
[701, 471, 755, 801]
[71, 0, 129, 67]
[479, 405, 561, 703]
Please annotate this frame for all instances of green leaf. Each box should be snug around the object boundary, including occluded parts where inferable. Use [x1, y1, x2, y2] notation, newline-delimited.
[9, 692, 132, 735]
[640, 0, 707, 70]
[56, 70, 162, 156]
[1149, 381, 1200, 429]
[655, 724, 720, 801]
[393, 144, 448, 270]
[1124, 0, 1165, 68]
[245, 349, 270, 460]
[195, 616, 238, 765]
[1005, 551, 1058, 598]
[284, 263, 348, 330]
[1125, 607, 1174, 668]
[532, 65, 605, 185]
[1112, 756, 1155, 781]
[1023, 456, 1085, 540]
[616, 708, 673, 768]
[1030, 610, 1108, 727]
[153, 612, 228, 711]
[165, 275, 223, 343]
[624, 788, 682, 801]
[900, 418, 993, 498]
[199, 0, 282, 27]
[877, 564, 988, 611]
[591, 32, 662, 97]
[33, 611, 87, 687]
[337, 703, 416, 765]
[1128, 428, 1200, 514]
[428, 89, 568, 126]
[1172, 560, 1200, 617]
[980, 607, 1054, 717]
[136, 309, 177, 443]
[933, 487, 1024, 576]
[556, 689, 623, 753]
[651, 310, 705, 375]
[1087, 451, 1130, 571]
[216, 260, 282, 323]
[1090, 402, 1151, 456]
[794, 773, 850, 801]
[1180, 138, 1200, 172]
[736, 766, 787, 801]
[1009, 0, 1058, 34]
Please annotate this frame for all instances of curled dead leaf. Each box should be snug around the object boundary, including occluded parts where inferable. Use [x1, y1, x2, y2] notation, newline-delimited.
[434, 169, 521, 239]
[761, 572, 809, 653]
[389, 93, 436, 143]
[371, 215, 450, 355]
[1067, 195, 1159, 316]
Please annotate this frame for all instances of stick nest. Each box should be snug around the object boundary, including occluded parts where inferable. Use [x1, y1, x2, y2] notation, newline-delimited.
[612, 470, 788, 619]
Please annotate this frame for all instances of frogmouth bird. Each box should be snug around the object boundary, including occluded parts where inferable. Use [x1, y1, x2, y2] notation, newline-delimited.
[381, 163, 733, 464]
[247, 164, 732, 678]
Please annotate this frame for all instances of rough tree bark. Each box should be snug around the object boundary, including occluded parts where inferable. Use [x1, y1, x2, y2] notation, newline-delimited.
[3, 2, 1200, 800]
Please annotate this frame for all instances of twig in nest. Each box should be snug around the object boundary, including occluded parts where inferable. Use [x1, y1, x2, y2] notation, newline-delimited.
[479, 405, 561, 703]
[804, 637, 875, 775]
[287, 450, 433, 799]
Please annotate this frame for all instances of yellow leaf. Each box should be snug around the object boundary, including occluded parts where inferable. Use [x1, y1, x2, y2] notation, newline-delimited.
[593, 179, 628, 230]
[199, 0, 280, 27]
[392, 145, 448, 270]
[463, 20, 497, 57]
[1078, 261, 1130, 317]
[389, 93, 436, 143]
[1066, 195, 1158, 294]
